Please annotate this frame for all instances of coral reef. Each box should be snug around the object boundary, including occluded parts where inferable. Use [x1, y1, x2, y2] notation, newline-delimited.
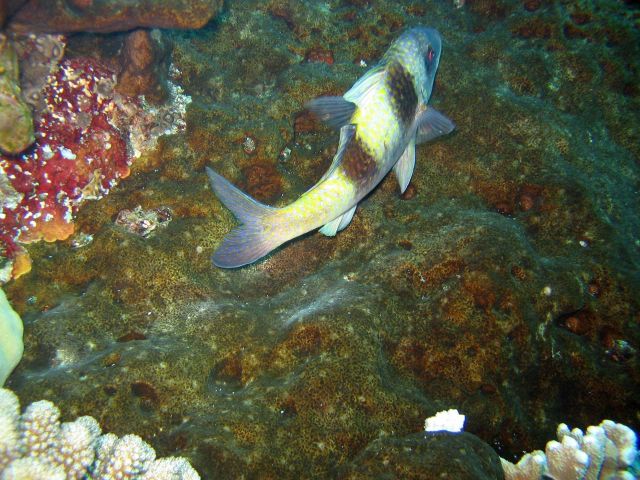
[1, 0, 639, 478]
[501, 420, 638, 480]
[11, 32, 66, 117]
[0, 32, 190, 279]
[124, 66, 191, 160]
[0, 386, 200, 479]
[0, 56, 132, 260]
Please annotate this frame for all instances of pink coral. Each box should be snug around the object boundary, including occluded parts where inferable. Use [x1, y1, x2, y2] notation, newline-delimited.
[0, 57, 132, 259]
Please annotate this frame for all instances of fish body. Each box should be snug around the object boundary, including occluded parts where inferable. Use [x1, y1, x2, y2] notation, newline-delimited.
[207, 27, 454, 268]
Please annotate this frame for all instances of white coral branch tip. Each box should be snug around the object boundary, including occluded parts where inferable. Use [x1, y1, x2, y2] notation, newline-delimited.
[424, 409, 466, 433]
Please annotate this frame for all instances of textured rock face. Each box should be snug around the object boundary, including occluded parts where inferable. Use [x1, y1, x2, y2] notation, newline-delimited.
[7, 0, 223, 33]
[2, 0, 639, 478]
[0, 1, 27, 26]
[341, 432, 504, 479]
[116, 29, 169, 102]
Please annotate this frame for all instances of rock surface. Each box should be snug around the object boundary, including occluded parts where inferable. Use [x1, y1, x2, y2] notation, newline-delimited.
[341, 432, 503, 479]
[116, 29, 169, 102]
[7, 0, 223, 33]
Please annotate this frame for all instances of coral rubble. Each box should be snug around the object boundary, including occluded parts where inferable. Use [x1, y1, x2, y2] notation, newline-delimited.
[115, 205, 172, 237]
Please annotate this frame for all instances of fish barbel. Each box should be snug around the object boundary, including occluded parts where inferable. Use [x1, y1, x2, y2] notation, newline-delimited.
[207, 27, 455, 268]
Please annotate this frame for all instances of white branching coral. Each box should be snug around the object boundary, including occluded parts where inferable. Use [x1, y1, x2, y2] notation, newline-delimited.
[0, 387, 200, 479]
[501, 420, 638, 480]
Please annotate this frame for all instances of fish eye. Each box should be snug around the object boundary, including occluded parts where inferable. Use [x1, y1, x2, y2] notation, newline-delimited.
[426, 46, 435, 63]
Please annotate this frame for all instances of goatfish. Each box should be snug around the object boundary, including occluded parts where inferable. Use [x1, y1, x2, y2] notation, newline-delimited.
[206, 26, 455, 268]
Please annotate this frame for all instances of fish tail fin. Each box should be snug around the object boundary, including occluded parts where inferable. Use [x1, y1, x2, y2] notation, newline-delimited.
[206, 167, 283, 268]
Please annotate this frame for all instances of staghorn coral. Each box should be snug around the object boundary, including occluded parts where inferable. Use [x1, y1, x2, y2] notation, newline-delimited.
[0, 387, 200, 479]
[501, 420, 638, 480]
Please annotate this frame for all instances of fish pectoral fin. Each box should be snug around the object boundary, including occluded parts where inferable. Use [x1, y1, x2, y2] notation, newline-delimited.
[415, 107, 455, 144]
[394, 137, 416, 194]
[305, 96, 357, 129]
[319, 205, 357, 237]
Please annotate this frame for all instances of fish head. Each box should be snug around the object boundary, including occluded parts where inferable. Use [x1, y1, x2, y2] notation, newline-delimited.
[387, 27, 443, 104]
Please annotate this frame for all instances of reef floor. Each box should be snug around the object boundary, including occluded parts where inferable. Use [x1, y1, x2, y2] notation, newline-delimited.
[3, 0, 639, 478]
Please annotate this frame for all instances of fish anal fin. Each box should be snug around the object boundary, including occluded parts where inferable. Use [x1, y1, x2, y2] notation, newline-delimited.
[416, 107, 455, 144]
[394, 137, 415, 194]
[319, 205, 357, 237]
[337, 205, 357, 231]
[305, 97, 356, 130]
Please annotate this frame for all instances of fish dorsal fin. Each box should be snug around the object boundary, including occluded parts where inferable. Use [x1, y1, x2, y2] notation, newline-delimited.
[302, 124, 356, 197]
[305, 96, 357, 129]
[319, 205, 357, 237]
[393, 136, 416, 194]
[416, 107, 455, 144]
[344, 65, 386, 105]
